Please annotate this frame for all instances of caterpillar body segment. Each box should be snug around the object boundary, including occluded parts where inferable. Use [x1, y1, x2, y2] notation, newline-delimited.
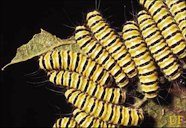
[39, 50, 112, 87]
[86, 10, 138, 79]
[73, 108, 117, 128]
[75, 25, 129, 88]
[53, 117, 78, 128]
[48, 70, 126, 104]
[137, 10, 182, 81]
[138, 0, 186, 59]
[65, 89, 144, 126]
[122, 21, 159, 99]
[164, 0, 186, 39]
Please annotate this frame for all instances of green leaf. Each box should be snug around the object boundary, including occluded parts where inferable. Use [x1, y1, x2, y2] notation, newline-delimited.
[2, 29, 78, 70]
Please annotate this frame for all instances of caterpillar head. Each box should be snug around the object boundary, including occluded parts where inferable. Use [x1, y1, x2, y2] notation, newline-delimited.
[86, 10, 101, 20]
[74, 25, 90, 41]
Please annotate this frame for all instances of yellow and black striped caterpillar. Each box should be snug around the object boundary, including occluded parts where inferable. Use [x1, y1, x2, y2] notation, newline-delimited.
[137, 10, 182, 81]
[73, 108, 117, 128]
[53, 117, 78, 128]
[86, 10, 138, 79]
[138, 0, 186, 59]
[122, 21, 159, 99]
[48, 70, 126, 104]
[39, 50, 113, 87]
[164, 0, 186, 39]
[65, 88, 144, 126]
[75, 25, 129, 88]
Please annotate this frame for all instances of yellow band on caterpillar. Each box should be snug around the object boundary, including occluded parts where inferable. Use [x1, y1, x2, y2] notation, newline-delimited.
[86, 10, 137, 79]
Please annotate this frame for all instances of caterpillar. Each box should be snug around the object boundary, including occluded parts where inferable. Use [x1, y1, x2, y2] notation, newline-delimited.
[138, 0, 186, 59]
[39, 50, 113, 87]
[73, 108, 117, 128]
[137, 10, 182, 81]
[164, 0, 186, 39]
[65, 88, 144, 126]
[122, 21, 159, 99]
[48, 70, 126, 104]
[86, 10, 138, 79]
[53, 117, 78, 128]
[75, 25, 129, 88]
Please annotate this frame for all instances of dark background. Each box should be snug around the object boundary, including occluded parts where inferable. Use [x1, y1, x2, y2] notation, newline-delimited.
[1, 0, 142, 127]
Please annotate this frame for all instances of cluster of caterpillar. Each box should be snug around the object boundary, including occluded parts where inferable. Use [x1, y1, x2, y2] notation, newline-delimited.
[39, 50, 144, 127]
[37, 0, 186, 127]
[39, 11, 144, 128]
[135, 0, 186, 100]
